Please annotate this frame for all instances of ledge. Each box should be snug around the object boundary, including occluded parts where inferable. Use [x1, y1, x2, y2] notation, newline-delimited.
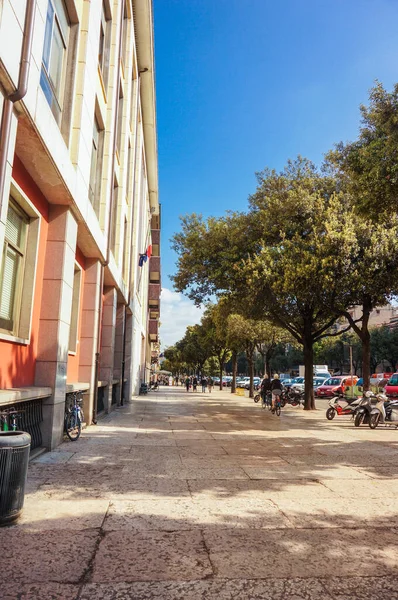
[66, 382, 90, 393]
[0, 387, 52, 406]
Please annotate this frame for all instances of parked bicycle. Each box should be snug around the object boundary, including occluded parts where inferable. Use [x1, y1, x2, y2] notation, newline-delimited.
[0, 407, 24, 431]
[64, 391, 84, 441]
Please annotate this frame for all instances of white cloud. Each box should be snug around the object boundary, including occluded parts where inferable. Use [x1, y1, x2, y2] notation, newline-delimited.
[159, 288, 204, 349]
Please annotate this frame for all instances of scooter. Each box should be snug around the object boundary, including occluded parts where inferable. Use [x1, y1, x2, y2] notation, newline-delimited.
[369, 394, 398, 429]
[352, 391, 375, 427]
[326, 394, 360, 420]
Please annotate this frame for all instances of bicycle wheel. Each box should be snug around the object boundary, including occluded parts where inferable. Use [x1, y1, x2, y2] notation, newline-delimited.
[276, 404, 281, 416]
[65, 411, 81, 441]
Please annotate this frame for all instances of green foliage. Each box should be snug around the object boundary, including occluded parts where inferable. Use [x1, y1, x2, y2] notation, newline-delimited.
[326, 82, 398, 218]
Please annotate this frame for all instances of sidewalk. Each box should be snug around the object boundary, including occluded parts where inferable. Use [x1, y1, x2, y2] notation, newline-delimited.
[2, 386, 398, 599]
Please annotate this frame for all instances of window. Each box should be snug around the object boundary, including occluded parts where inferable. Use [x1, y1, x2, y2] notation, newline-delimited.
[126, 142, 132, 202]
[116, 82, 124, 156]
[110, 182, 119, 258]
[40, 0, 70, 124]
[0, 202, 28, 334]
[122, 217, 128, 281]
[89, 116, 104, 217]
[121, 4, 128, 66]
[69, 265, 81, 353]
[98, 1, 111, 88]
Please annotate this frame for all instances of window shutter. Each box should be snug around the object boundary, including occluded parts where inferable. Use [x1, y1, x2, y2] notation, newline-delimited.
[0, 245, 19, 328]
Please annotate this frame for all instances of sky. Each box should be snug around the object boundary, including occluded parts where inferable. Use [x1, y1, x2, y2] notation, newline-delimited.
[154, 0, 398, 348]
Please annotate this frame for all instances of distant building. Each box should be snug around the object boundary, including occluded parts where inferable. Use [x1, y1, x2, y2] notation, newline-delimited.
[0, 0, 160, 450]
[334, 304, 398, 333]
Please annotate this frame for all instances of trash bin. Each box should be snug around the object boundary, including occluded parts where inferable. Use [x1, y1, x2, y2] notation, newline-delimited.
[0, 431, 31, 526]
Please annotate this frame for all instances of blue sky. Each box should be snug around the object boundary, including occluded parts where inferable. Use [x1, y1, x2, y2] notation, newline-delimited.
[154, 0, 398, 346]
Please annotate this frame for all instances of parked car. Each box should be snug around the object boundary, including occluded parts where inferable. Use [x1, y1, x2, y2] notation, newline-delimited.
[213, 377, 221, 386]
[223, 376, 233, 387]
[237, 377, 250, 388]
[316, 376, 358, 398]
[245, 377, 261, 390]
[291, 377, 327, 392]
[290, 377, 305, 391]
[385, 373, 398, 398]
[281, 378, 293, 388]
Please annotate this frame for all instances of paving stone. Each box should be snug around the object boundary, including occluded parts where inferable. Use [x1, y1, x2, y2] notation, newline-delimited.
[2, 583, 80, 600]
[0, 529, 99, 583]
[17, 498, 109, 530]
[203, 528, 398, 579]
[92, 530, 213, 581]
[80, 578, 334, 599]
[321, 576, 398, 599]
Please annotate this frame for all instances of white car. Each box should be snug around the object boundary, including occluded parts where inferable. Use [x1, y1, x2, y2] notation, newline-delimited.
[237, 377, 250, 388]
[292, 377, 328, 392]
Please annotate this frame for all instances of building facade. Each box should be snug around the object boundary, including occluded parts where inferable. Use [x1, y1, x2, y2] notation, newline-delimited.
[0, 0, 160, 450]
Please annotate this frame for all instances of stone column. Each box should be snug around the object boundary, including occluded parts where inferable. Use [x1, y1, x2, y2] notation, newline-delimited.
[123, 311, 133, 402]
[35, 206, 78, 450]
[78, 258, 101, 423]
[113, 303, 125, 404]
[99, 286, 117, 412]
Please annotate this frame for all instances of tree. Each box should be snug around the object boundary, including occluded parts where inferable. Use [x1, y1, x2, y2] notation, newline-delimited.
[326, 82, 398, 218]
[201, 303, 231, 391]
[326, 208, 398, 390]
[176, 325, 211, 374]
[256, 323, 292, 378]
[163, 345, 186, 375]
[227, 315, 269, 398]
[172, 158, 359, 409]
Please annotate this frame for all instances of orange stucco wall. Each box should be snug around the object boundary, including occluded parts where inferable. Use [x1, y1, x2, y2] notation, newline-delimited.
[66, 248, 86, 383]
[0, 156, 49, 388]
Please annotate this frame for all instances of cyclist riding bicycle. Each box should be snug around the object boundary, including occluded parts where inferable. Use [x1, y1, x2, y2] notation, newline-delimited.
[270, 374, 283, 413]
[260, 374, 271, 406]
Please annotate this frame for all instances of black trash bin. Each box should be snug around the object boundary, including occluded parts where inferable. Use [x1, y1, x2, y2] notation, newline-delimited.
[0, 431, 31, 526]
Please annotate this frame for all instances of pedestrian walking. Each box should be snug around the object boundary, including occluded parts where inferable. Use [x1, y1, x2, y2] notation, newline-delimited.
[185, 376, 190, 392]
[260, 374, 271, 406]
[201, 375, 207, 393]
[208, 376, 213, 393]
[192, 376, 198, 392]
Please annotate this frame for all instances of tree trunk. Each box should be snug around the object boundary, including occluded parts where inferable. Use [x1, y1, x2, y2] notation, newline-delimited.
[231, 351, 237, 394]
[303, 338, 315, 410]
[219, 358, 223, 391]
[266, 349, 272, 379]
[362, 330, 371, 392]
[248, 352, 254, 398]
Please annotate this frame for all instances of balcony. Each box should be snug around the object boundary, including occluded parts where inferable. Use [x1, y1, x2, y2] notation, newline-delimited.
[148, 283, 161, 311]
[149, 318, 159, 342]
[151, 229, 160, 246]
[149, 256, 160, 282]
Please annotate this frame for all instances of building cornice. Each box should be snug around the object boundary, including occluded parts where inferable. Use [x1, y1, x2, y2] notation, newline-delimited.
[133, 0, 159, 215]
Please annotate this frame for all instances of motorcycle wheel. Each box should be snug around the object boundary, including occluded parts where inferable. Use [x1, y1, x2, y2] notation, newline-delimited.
[291, 401, 299, 407]
[354, 412, 364, 427]
[326, 407, 336, 420]
[369, 413, 380, 429]
[254, 394, 260, 403]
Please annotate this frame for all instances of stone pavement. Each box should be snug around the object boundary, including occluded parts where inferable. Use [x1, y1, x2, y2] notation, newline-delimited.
[2, 386, 398, 599]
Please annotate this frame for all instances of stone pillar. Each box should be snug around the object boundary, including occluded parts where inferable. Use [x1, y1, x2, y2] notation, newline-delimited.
[113, 303, 125, 404]
[123, 311, 133, 402]
[35, 206, 78, 450]
[78, 259, 101, 423]
[99, 287, 117, 413]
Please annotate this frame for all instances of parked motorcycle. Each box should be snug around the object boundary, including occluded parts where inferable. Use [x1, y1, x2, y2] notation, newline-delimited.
[283, 388, 304, 407]
[326, 394, 360, 420]
[352, 391, 375, 427]
[369, 394, 398, 429]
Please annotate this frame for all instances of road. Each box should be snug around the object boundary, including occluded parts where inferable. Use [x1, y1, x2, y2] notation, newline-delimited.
[2, 386, 398, 599]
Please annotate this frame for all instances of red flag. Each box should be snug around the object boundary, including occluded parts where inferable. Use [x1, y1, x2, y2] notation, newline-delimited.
[147, 245, 152, 258]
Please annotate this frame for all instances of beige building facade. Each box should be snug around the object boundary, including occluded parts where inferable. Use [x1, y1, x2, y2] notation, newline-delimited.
[0, 0, 160, 450]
